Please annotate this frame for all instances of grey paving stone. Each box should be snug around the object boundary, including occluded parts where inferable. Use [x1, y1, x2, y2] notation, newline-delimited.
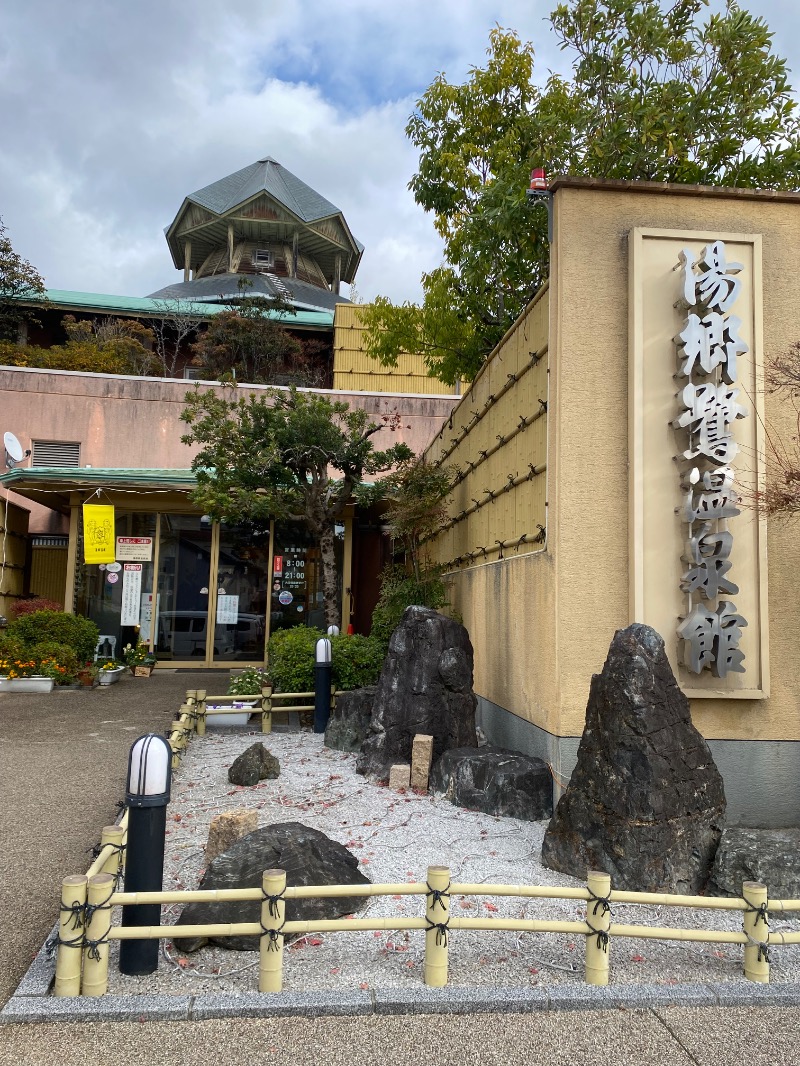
[599, 983, 718, 1009]
[546, 985, 635, 1011]
[0, 993, 191, 1024]
[12, 927, 57, 997]
[373, 985, 549, 1015]
[190, 989, 374, 1018]
[709, 980, 800, 1007]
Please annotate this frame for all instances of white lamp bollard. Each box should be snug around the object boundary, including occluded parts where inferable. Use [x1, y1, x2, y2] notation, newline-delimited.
[118, 733, 171, 976]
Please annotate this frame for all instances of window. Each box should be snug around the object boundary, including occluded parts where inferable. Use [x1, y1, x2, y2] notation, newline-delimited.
[254, 248, 272, 267]
[31, 440, 81, 466]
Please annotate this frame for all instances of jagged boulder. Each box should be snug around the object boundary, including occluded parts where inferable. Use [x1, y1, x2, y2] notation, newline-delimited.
[709, 828, 800, 898]
[227, 742, 280, 787]
[357, 606, 477, 781]
[541, 623, 725, 893]
[173, 822, 371, 951]
[325, 686, 376, 752]
[431, 746, 553, 821]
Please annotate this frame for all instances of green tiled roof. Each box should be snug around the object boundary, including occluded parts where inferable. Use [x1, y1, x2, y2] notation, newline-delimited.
[31, 289, 334, 327]
[0, 467, 197, 489]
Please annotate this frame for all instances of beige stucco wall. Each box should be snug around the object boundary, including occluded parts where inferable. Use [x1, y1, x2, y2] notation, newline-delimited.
[550, 180, 800, 744]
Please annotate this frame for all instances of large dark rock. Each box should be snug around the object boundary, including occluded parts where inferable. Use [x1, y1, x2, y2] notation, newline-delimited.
[227, 742, 280, 787]
[709, 828, 800, 899]
[357, 606, 477, 781]
[325, 686, 376, 753]
[430, 745, 553, 821]
[173, 822, 371, 951]
[541, 624, 726, 893]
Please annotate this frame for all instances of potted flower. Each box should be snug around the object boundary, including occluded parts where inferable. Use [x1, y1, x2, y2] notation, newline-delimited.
[122, 639, 157, 677]
[0, 654, 56, 693]
[98, 660, 126, 686]
[76, 662, 99, 687]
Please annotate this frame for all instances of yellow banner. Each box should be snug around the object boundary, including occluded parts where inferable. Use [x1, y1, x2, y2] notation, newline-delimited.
[83, 504, 116, 564]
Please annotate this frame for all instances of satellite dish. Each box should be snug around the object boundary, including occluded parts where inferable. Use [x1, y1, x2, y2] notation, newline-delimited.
[3, 432, 29, 469]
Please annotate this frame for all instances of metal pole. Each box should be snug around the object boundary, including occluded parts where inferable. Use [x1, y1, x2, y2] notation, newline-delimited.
[118, 804, 167, 975]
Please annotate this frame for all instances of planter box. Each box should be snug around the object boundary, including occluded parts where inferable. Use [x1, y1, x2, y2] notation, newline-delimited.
[98, 666, 126, 686]
[132, 664, 156, 677]
[206, 702, 256, 727]
[0, 676, 55, 694]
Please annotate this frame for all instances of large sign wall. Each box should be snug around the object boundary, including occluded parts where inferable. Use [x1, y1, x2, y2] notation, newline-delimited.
[629, 228, 768, 698]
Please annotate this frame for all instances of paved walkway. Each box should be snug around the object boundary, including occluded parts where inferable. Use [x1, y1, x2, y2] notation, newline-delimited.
[1, 672, 799, 1064]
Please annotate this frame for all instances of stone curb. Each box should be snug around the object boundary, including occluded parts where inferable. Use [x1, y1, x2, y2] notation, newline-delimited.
[4, 976, 800, 1024]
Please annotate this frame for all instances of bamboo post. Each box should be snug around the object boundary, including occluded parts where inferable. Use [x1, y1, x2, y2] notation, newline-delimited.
[185, 689, 197, 704]
[196, 703, 207, 736]
[82, 873, 115, 997]
[261, 683, 273, 734]
[585, 869, 611, 986]
[743, 880, 770, 983]
[54, 874, 87, 997]
[259, 868, 286, 993]
[424, 865, 450, 987]
[99, 825, 125, 885]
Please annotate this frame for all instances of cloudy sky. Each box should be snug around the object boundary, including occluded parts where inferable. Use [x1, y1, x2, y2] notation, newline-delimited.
[1, 0, 799, 306]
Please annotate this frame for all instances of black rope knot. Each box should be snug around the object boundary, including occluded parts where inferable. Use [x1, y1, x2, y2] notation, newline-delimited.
[758, 942, 771, 964]
[587, 890, 612, 917]
[60, 900, 85, 931]
[748, 901, 769, 926]
[585, 921, 610, 953]
[84, 931, 110, 962]
[426, 882, 451, 912]
[425, 919, 449, 946]
[261, 891, 284, 920]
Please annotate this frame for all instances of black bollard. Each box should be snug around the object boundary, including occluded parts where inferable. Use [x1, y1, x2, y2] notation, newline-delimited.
[313, 636, 332, 734]
[119, 734, 171, 976]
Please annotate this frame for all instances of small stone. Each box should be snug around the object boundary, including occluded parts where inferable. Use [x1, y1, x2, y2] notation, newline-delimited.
[206, 809, 259, 864]
[227, 742, 280, 787]
[388, 764, 411, 790]
[410, 734, 434, 791]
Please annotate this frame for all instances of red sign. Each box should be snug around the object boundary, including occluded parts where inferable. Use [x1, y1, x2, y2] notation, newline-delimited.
[273, 555, 283, 575]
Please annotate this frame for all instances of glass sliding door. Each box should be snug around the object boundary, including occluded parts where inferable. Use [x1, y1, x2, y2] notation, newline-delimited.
[211, 521, 270, 663]
[154, 514, 214, 661]
[75, 513, 156, 660]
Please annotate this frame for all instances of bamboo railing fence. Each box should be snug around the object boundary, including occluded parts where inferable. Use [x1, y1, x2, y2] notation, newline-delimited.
[52, 690, 800, 998]
[178, 686, 340, 736]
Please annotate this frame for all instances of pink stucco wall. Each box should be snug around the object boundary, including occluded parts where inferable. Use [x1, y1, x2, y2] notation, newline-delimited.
[0, 367, 458, 533]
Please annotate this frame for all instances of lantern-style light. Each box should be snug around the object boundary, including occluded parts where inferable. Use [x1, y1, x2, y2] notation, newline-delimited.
[528, 167, 548, 192]
[125, 734, 171, 808]
[327, 625, 340, 637]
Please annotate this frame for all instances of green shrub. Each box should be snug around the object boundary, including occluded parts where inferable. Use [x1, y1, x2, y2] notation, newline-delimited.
[267, 627, 385, 693]
[29, 641, 79, 683]
[266, 626, 323, 692]
[369, 565, 449, 649]
[227, 667, 269, 696]
[7, 610, 99, 665]
[331, 634, 384, 690]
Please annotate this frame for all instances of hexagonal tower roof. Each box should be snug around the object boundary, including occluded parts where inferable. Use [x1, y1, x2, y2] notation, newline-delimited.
[149, 157, 363, 310]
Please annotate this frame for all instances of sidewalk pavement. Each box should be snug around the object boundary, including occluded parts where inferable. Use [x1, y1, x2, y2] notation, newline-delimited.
[1, 671, 799, 1065]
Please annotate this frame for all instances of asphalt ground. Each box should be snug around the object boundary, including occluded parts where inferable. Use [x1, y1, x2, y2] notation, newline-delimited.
[1, 671, 799, 1065]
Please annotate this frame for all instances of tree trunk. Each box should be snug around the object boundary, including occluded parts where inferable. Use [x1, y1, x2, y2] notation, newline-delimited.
[319, 524, 340, 628]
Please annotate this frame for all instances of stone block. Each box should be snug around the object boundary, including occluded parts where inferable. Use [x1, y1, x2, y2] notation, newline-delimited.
[430, 745, 553, 821]
[388, 764, 411, 790]
[206, 808, 259, 863]
[410, 734, 434, 791]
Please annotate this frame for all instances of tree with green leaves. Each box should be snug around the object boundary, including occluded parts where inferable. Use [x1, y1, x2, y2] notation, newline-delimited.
[180, 387, 413, 625]
[0, 217, 47, 341]
[363, 0, 800, 385]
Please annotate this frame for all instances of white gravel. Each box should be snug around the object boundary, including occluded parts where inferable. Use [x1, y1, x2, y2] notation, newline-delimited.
[103, 725, 800, 998]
